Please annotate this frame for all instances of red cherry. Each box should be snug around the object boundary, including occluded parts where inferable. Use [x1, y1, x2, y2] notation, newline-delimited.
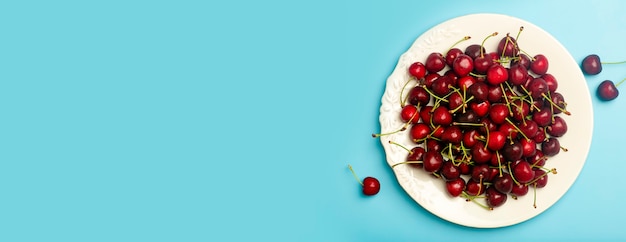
[488, 103, 509, 125]
[348, 165, 380, 196]
[445, 48, 464, 67]
[546, 116, 568, 137]
[486, 131, 506, 151]
[581, 54, 602, 75]
[408, 62, 427, 79]
[457, 76, 477, 91]
[511, 183, 529, 197]
[486, 64, 509, 85]
[493, 172, 514, 194]
[497, 34, 518, 57]
[432, 106, 453, 126]
[423, 150, 444, 173]
[408, 86, 431, 106]
[441, 161, 461, 181]
[452, 54, 474, 77]
[425, 52, 446, 73]
[407, 147, 425, 168]
[362, 177, 380, 196]
[410, 123, 431, 142]
[471, 142, 492, 164]
[470, 100, 490, 117]
[597, 79, 623, 101]
[446, 178, 466, 197]
[520, 138, 537, 158]
[400, 105, 419, 123]
[465, 179, 485, 196]
[533, 169, 548, 188]
[542, 73, 558, 93]
[530, 54, 549, 75]
[513, 161, 534, 184]
[486, 186, 508, 208]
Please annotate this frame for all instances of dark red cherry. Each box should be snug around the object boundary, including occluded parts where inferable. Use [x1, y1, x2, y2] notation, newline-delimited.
[452, 54, 474, 77]
[446, 178, 466, 197]
[508, 63, 529, 86]
[497, 35, 518, 57]
[445, 48, 464, 67]
[468, 82, 489, 101]
[546, 116, 568, 137]
[423, 150, 444, 173]
[457, 76, 477, 91]
[511, 183, 529, 197]
[541, 137, 561, 156]
[407, 146, 425, 168]
[441, 161, 461, 181]
[486, 186, 508, 208]
[408, 86, 431, 106]
[530, 54, 549, 75]
[533, 169, 548, 188]
[597, 80, 620, 101]
[464, 44, 485, 59]
[581, 54, 602, 75]
[493, 173, 514, 194]
[488, 103, 509, 125]
[425, 52, 446, 73]
[465, 179, 485, 196]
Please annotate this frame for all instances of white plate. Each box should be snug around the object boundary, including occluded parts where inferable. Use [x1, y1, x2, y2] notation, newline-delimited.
[378, 13, 593, 228]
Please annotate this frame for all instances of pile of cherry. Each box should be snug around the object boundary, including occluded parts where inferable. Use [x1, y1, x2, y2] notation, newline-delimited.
[382, 28, 570, 210]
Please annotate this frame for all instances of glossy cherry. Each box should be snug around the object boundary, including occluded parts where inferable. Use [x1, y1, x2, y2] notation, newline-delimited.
[452, 54, 474, 77]
[425, 52, 446, 73]
[423, 150, 444, 173]
[581, 54, 602, 75]
[597, 79, 624, 101]
[446, 178, 466, 197]
[530, 54, 549, 75]
[409, 62, 427, 79]
[513, 161, 534, 184]
[348, 165, 380, 196]
[486, 186, 508, 209]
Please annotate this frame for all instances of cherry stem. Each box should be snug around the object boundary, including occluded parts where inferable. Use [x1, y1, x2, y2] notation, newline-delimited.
[480, 32, 498, 58]
[448, 36, 471, 50]
[452, 122, 484, 127]
[495, 150, 503, 177]
[399, 78, 414, 107]
[514, 26, 524, 45]
[533, 183, 538, 208]
[391, 160, 423, 169]
[601, 60, 626, 65]
[372, 128, 405, 138]
[420, 85, 449, 103]
[542, 93, 571, 115]
[500, 33, 510, 60]
[347, 165, 363, 186]
[505, 118, 530, 141]
[615, 77, 626, 87]
[508, 162, 522, 186]
[461, 191, 491, 210]
[389, 140, 412, 154]
[526, 168, 555, 186]
[500, 83, 513, 115]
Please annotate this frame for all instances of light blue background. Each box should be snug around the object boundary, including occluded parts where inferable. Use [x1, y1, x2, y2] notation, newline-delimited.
[0, 0, 624, 241]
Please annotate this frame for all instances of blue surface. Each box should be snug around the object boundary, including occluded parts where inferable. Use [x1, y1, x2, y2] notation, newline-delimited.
[0, 0, 624, 241]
